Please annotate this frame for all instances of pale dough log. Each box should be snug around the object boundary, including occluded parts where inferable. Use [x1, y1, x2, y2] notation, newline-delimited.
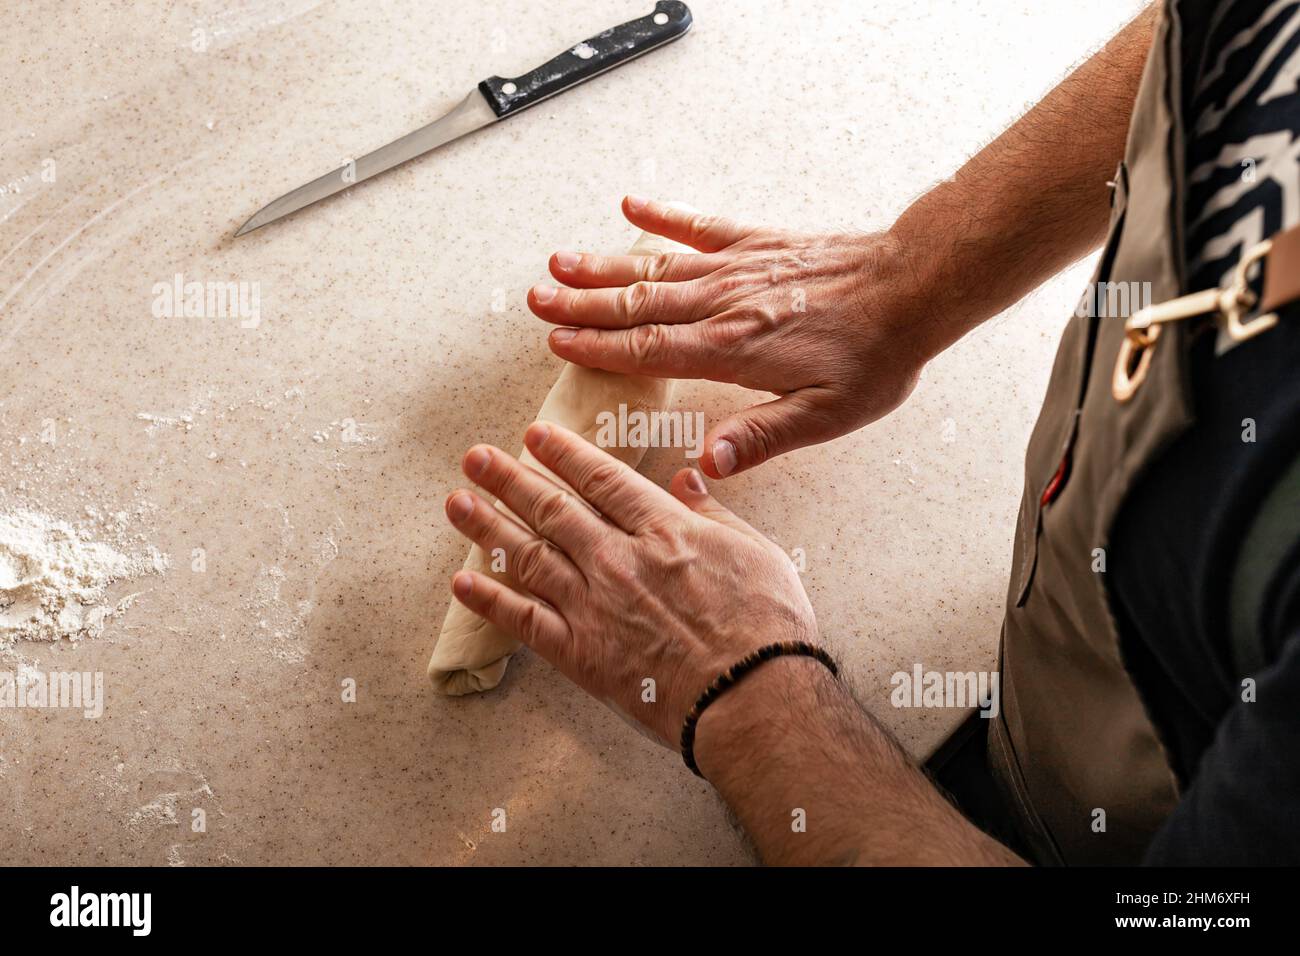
[428, 225, 693, 695]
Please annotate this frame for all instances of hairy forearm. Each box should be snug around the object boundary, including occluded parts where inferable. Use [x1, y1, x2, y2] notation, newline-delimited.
[886, 3, 1158, 359]
[694, 657, 1024, 866]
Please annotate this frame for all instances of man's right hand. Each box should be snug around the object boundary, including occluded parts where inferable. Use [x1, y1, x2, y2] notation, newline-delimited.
[528, 197, 934, 479]
[527, 2, 1159, 481]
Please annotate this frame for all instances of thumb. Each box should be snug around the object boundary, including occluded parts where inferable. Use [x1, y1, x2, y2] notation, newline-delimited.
[669, 468, 765, 540]
[701, 390, 833, 479]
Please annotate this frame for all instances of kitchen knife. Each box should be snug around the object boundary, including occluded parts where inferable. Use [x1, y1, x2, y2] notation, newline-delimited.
[234, 1, 693, 237]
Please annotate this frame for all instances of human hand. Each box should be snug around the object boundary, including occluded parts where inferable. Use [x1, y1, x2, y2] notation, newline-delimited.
[443, 422, 819, 746]
[528, 197, 932, 478]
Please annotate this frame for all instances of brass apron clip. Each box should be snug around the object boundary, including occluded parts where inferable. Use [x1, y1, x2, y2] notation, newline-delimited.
[1112, 238, 1279, 402]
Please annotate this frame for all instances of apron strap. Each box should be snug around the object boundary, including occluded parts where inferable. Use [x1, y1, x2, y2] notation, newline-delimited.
[1261, 222, 1300, 314]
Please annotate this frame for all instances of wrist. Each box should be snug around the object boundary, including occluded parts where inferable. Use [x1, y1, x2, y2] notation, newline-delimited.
[877, 190, 991, 362]
[691, 652, 841, 783]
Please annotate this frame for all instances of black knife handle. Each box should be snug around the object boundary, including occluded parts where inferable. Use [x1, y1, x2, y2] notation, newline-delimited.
[477, 2, 692, 118]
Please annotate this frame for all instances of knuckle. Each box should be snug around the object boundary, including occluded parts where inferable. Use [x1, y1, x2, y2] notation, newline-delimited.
[531, 488, 571, 534]
[512, 537, 553, 586]
[644, 254, 677, 282]
[470, 502, 503, 538]
[544, 439, 577, 478]
[735, 414, 779, 463]
[689, 214, 717, 243]
[696, 323, 745, 370]
[491, 462, 521, 499]
[714, 269, 748, 295]
[627, 323, 664, 363]
[701, 319, 739, 351]
[482, 453, 509, 487]
[514, 599, 543, 641]
[737, 300, 780, 333]
[578, 459, 624, 502]
[641, 518, 685, 551]
[619, 280, 656, 324]
[598, 542, 640, 589]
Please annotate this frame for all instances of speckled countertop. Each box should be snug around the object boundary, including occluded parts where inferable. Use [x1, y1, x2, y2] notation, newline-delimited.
[1, 0, 1141, 865]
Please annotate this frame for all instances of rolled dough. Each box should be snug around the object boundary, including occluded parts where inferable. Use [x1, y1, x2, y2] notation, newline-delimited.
[427, 225, 693, 695]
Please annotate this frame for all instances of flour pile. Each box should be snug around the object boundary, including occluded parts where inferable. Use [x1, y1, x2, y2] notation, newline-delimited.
[0, 509, 168, 644]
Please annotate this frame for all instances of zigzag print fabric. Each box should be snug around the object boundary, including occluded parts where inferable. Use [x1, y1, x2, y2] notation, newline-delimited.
[1183, 0, 1300, 296]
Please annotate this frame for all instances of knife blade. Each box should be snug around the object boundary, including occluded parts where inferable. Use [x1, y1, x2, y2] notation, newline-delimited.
[235, 1, 693, 237]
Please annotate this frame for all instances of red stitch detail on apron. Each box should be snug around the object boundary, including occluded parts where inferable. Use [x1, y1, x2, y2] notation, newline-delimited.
[1040, 452, 1071, 507]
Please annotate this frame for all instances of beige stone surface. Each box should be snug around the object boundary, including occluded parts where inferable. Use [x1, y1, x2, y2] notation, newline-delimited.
[1, 0, 1141, 865]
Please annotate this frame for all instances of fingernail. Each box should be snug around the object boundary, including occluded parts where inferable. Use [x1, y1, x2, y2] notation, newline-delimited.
[448, 493, 473, 522]
[685, 469, 707, 494]
[465, 447, 489, 479]
[554, 251, 580, 270]
[452, 572, 473, 599]
[528, 423, 552, 448]
[551, 328, 576, 343]
[532, 283, 558, 304]
[625, 194, 648, 212]
[713, 439, 737, 477]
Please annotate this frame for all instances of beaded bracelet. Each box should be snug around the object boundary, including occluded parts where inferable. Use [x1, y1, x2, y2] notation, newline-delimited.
[679, 640, 839, 777]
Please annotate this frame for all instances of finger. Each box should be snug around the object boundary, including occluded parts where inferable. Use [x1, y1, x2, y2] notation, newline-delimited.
[462, 444, 605, 553]
[621, 196, 759, 253]
[445, 489, 580, 603]
[548, 323, 722, 378]
[528, 279, 713, 330]
[548, 250, 724, 289]
[451, 570, 569, 660]
[701, 388, 840, 479]
[668, 468, 766, 540]
[522, 422, 684, 533]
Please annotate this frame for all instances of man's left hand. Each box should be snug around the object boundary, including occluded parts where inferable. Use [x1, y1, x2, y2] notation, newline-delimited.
[444, 422, 819, 746]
